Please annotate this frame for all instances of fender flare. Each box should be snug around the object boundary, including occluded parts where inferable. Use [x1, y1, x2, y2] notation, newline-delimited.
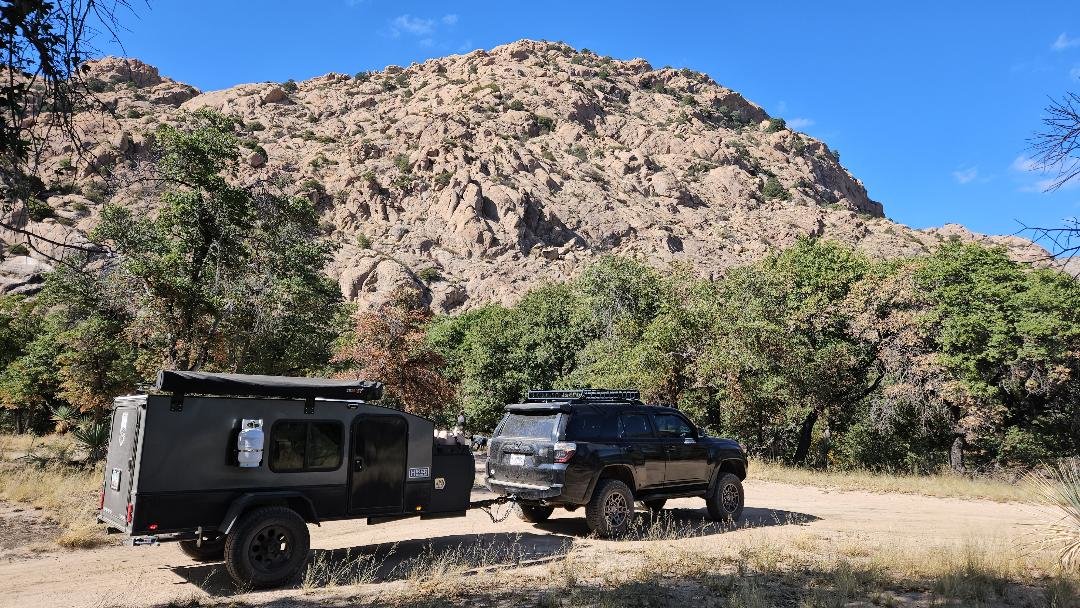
[583, 464, 637, 503]
[707, 458, 746, 494]
[217, 491, 320, 535]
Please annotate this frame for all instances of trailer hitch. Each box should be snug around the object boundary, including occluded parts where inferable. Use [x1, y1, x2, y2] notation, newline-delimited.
[470, 494, 518, 523]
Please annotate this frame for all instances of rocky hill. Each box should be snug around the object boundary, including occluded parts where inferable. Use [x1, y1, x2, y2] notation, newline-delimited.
[0, 40, 1051, 309]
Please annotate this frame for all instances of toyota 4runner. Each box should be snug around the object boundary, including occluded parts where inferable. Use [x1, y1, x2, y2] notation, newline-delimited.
[485, 389, 748, 537]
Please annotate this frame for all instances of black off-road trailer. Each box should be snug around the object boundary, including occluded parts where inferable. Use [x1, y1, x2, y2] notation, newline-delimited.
[98, 371, 474, 588]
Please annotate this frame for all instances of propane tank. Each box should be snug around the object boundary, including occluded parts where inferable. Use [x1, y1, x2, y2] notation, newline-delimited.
[237, 419, 264, 468]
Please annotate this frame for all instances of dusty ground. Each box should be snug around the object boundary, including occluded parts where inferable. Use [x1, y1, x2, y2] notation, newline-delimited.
[0, 472, 1048, 608]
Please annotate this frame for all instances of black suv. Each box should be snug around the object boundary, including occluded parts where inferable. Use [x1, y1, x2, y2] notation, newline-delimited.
[485, 389, 747, 537]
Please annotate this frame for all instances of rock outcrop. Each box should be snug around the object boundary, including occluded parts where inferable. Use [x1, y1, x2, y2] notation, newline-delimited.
[1, 40, 1057, 307]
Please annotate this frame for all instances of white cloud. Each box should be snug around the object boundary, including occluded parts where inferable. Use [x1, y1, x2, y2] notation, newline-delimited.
[1011, 155, 1039, 172]
[953, 166, 978, 184]
[787, 117, 814, 129]
[390, 14, 436, 36]
[1071, 66, 1080, 81]
[442, 14, 459, 25]
[1053, 33, 1080, 51]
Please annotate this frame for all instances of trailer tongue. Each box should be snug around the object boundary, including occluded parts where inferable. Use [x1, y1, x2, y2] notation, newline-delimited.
[98, 371, 481, 588]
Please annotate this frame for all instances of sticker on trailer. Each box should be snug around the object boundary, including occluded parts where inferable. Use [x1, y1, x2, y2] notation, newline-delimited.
[118, 411, 129, 447]
[110, 468, 121, 491]
[408, 467, 430, 479]
[434, 477, 446, 490]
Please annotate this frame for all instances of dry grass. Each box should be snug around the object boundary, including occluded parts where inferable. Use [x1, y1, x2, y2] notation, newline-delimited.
[752, 460, 1028, 503]
[0, 433, 107, 550]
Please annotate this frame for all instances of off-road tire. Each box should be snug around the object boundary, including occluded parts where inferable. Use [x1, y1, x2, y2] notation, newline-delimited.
[178, 533, 226, 562]
[224, 506, 310, 588]
[516, 504, 555, 523]
[585, 478, 635, 538]
[642, 499, 667, 514]
[706, 473, 744, 523]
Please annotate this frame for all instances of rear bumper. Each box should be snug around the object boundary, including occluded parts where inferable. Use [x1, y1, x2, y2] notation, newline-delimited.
[486, 479, 565, 501]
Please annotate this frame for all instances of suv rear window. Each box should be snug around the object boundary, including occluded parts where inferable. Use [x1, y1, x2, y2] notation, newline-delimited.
[565, 412, 618, 441]
[496, 413, 559, 439]
[619, 414, 653, 438]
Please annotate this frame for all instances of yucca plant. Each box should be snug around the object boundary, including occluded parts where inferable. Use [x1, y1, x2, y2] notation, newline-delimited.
[50, 405, 80, 434]
[1027, 460, 1080, 572]
[72, 419, 110, 462]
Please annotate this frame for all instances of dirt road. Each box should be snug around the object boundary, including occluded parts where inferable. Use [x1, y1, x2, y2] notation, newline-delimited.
[0, 478, 1042, 608]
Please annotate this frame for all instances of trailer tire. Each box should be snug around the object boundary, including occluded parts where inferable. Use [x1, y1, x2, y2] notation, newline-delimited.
[178, 533, 225, 562]
[516, 504, 555, 523]
[706, 473, 744, 523]
[585, 478, 635, 538]
[224, 506, 310, 588]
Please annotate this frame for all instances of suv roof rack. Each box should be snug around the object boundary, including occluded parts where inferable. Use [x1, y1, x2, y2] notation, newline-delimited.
[525, 389, 641, 403]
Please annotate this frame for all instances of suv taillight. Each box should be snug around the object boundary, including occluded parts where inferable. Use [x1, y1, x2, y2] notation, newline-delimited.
[553, 442, 576, 463]
[125, 503, 133, 524]
[98, 486, 105, 510]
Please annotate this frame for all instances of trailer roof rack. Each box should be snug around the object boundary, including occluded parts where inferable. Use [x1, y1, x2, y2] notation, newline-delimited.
[155, 370, 383, 402]
[525, 389, 641, 403]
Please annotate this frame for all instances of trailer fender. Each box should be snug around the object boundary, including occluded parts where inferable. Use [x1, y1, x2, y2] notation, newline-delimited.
[218, 492, 320, 535]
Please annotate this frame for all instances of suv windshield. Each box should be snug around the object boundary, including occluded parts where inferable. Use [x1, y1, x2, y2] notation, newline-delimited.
[497, 413, 559, 439]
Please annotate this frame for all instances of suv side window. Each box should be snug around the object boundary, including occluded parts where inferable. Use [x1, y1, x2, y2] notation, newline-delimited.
[653, 414, 695, 439]
[618, 413, 653, 439]
[565, 412, 618, 441]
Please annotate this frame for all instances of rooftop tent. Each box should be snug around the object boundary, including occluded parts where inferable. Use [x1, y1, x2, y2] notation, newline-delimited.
[155, 370, 384, 401]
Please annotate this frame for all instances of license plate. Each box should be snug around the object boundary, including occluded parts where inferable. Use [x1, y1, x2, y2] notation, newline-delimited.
[507, 453, 526, 466]
[110, 468, 121, 491]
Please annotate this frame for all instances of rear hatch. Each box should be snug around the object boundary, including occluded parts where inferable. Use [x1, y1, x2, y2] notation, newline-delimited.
[488, 408, 564, 490]
[99, 401, 144, 532]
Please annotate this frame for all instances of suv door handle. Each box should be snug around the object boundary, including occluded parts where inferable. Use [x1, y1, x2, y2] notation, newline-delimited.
[353, 457, 364, 471]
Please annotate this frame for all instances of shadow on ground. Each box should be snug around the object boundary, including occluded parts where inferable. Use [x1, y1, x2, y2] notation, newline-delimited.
[169, 531, 573, 596]
[533, 505, 819, 539]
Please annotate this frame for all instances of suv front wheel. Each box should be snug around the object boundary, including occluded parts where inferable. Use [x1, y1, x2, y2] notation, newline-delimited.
[586, 478, 635, 538]
[706, 472, 744, 523]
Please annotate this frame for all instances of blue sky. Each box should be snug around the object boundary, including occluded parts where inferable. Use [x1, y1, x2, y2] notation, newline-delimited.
[100, 1, 1080, 237]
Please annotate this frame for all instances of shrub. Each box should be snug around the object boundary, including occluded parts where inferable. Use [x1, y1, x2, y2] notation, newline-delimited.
[7, 243, 29, 256]
[417, 267, 442, 283]
[435, 170, 453, 188]
[765, 118, 787, 133]
[533, 114, 555, 134]
[762, 176, 792, 200]
[282, 79, 299, 93]
[354, 71, 372, 83]
[301, 178, 325, 193]
[509, 99, 525, 111]
[26, 198, 55, 221]
[569, 145, 588, 161]
[597, 68, 610, 80]
[85, 78, 108, 93]
[362, 170, 379, 187]
[394, 153, 412, 173]
[125, 108, 143, 119]
[248, 120, 265, 131]
[356, 234, 372, 249]
[80, 182, 108, 203]
[681, 94, 697, 106]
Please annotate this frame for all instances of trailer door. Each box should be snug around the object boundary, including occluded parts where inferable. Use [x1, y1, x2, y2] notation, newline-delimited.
[100, 404, 143, 530]
[348, 415, 407, 514]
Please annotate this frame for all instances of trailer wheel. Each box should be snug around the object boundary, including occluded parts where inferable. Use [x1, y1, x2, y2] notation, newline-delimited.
[178, 533, 225, 562]
[516, 504, 554, 523]
[585, 478, 635, 538]
[706, 473, 744, 523]
[224, 506, 310, 588]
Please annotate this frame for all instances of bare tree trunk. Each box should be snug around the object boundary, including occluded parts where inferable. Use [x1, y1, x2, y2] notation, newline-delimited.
[14, 409, 26, 435]
[793, 409, 818, 464]
[949, 434, 965, 473]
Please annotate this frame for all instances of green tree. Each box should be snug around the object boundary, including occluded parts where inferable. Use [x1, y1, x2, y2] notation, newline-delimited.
[90, 109, 343, 374]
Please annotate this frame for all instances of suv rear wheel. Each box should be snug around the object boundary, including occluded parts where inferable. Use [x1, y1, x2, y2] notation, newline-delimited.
[516, 504, 555, 523]
[586, 478, 635, 538]
[178, 532, 225, 562]
[224, 506, 310, 588]
[706, 473, 744, 523]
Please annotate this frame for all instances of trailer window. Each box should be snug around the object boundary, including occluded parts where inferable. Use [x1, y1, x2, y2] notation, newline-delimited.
[269, 420, 343, 472]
